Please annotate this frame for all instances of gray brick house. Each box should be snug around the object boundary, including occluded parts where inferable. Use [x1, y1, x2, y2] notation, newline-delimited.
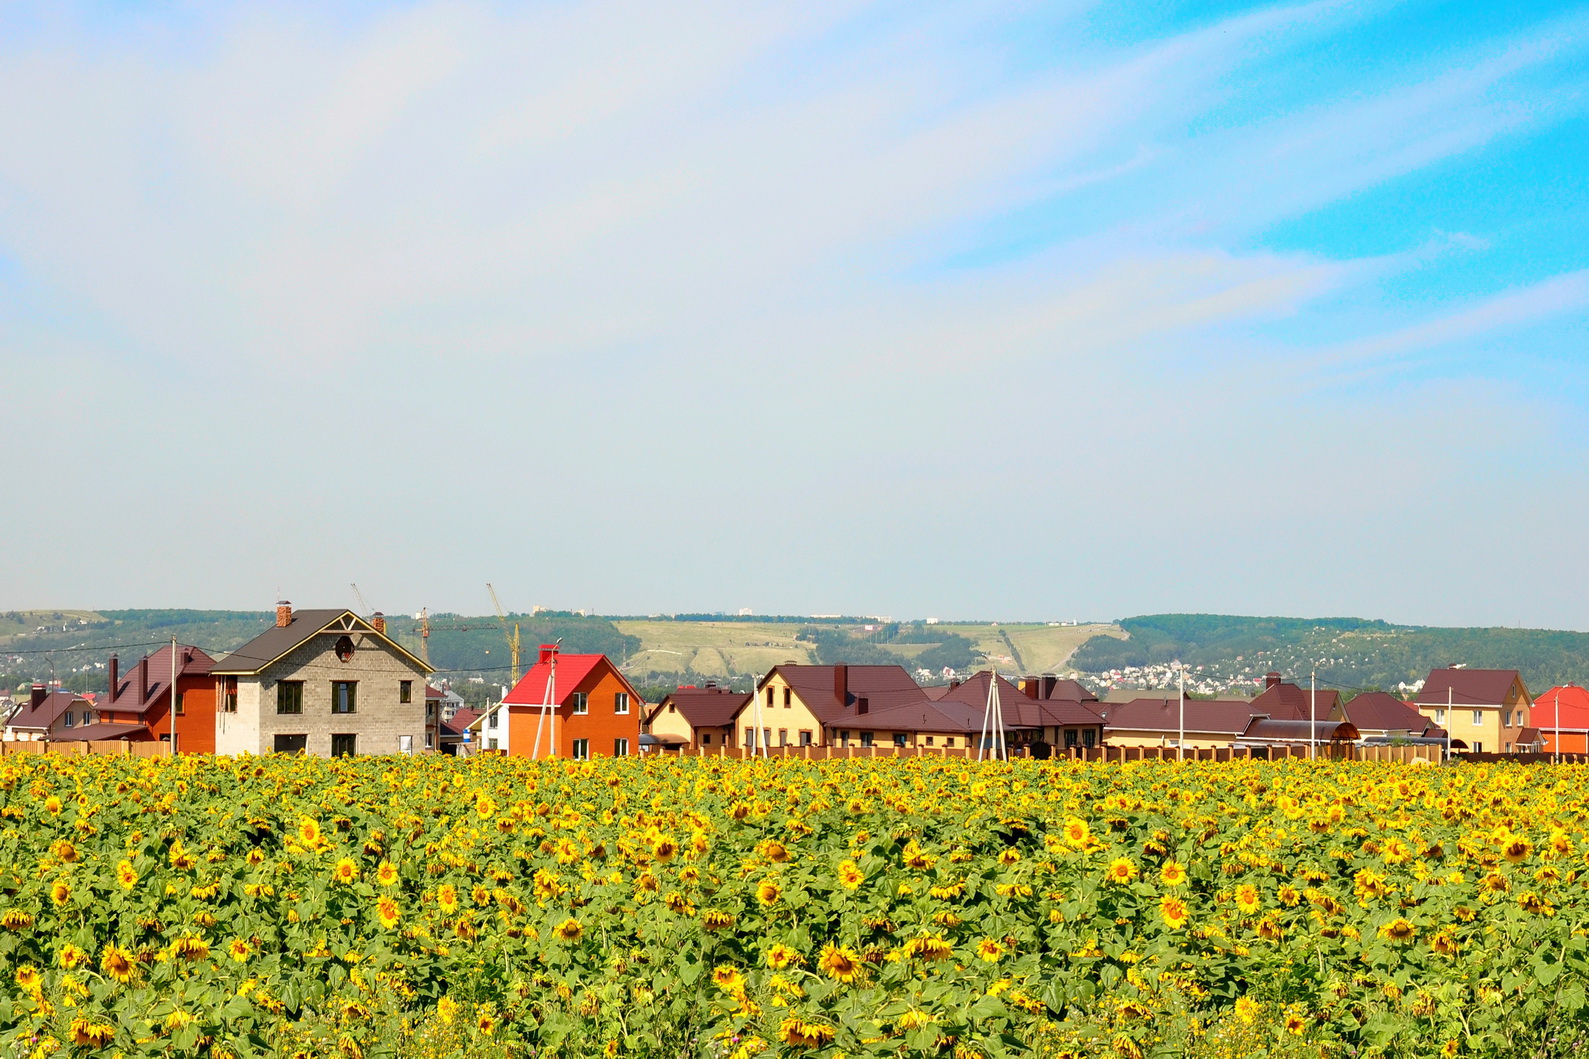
[211, 602, 431, 757]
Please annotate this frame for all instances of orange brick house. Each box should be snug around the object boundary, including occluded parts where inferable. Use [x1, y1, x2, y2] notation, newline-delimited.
[483, 645, 642, 759]
[60, 645, 217, 752]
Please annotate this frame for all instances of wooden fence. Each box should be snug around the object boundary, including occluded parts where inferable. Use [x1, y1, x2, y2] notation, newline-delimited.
[674, 742, 1575, 764]
[0, 740, 170, 758]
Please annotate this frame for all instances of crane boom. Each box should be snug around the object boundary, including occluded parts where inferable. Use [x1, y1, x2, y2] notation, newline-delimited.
[351, 583, 370, 615]
[486, 583, 523, 684]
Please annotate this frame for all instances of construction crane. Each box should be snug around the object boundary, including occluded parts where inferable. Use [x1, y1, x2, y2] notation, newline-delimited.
[487, 583, 523, 685]
[351, 583, 371, 615]
[417, 607, 430, 667]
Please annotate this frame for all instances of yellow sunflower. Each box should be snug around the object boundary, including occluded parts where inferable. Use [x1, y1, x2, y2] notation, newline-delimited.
[817, 943, 862, 983]
[1160, 894, 1190, 929]
[375, 896, 400, 930]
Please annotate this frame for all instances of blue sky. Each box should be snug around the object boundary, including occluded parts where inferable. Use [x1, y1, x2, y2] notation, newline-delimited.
[1, 0, 1586, 628]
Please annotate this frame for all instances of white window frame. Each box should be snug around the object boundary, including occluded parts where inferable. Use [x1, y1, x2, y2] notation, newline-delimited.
[614, 692, 630, 715]
[572, 738, 590, 760]
[614, 737, 629, 757]
[1472, 710, 1484, 726]
[571, 692, 588, 715]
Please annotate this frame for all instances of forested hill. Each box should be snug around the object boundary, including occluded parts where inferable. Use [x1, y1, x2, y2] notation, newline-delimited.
[1068, 614, 1589, 695]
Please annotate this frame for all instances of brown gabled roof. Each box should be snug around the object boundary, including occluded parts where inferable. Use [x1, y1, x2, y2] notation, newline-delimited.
[766, 664, 925, 725]
[7, 689, 89, 731]
[1250, 679, 1341, 722]
[104, 645, 215, 716]
[854, 698, 999, 734]
[649, 687, 749, 729]
[1417, 668, 1526, 707]
[1341, 692, 1429, 733]
[212, 610, 429, 675]
[1238, 718, 1360, 744]
[933, 672, 1107, 728]
[1098, 697, 1263, 737]
[440, 709, 480, 738]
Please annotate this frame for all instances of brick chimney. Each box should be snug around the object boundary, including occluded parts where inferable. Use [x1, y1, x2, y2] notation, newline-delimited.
[538, 643, 558, 665]
[276, 601, 293, 628]
[108, 655, 119, 701]
[1021, 676, 1039, 700]
[1265, 671, 1282, 690]
[30, 684, 45, 710]
[139, 656, 150, 703]
[371, 612, 386, 634]
[1041, 674, 1057, 699]
[833, 664, 848, 707]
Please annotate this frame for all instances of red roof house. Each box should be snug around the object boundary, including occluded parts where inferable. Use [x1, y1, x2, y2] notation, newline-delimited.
[1531, 686, 1589, 754]
[489, 645, 643, 759]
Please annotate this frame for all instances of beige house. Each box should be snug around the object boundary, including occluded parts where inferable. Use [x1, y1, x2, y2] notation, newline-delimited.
[1415, 668, 1532, 755]
[211, 603, 431, 757]
[644, 684, 749, 750]
[736, 664, 925, 748]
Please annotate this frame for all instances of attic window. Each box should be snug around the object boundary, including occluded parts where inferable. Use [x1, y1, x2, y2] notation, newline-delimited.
[335, 636, 355, 662]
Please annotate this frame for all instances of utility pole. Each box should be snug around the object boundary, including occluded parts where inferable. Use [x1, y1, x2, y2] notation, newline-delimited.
[1310, 665, 1317, 762]
[750, 672, 768, 759]
[1175, 662, 1185, 762]
[1446, 686, 1452, 763]
[169, 635, 179, 756]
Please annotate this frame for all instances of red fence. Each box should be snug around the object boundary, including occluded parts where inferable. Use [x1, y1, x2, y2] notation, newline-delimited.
[0, 740, 170, 758]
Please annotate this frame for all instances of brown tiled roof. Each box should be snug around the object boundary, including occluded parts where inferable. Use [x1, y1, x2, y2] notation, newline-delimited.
[440, 709, 480, 738]
[1515, 727, 1544, 745]
[855, 698, 996, 734]
[1250, 679, 1341, 721]
[935, 672, 1106, 727]
[1341, 692, 1429, 733]
[1417, 668, 1526, 707]
[1098, 697, 1264, 737]
[104, 645, 215, 716]
[212, 610, 428, 675]
[650, 687, 749, 729]
[8, 689, 88, 731]
[770, 664, 925, 724]
[53, 722, 151, 742]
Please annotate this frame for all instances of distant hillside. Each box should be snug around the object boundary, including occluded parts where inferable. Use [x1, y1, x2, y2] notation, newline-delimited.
[1068, 614, 1589, 696]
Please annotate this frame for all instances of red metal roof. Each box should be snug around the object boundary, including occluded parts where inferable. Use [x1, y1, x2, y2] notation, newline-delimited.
[1531, 686, 1589, 730]
[502, 654, 611, 706]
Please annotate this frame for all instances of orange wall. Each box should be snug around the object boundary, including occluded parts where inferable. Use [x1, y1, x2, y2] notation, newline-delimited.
[1542, 732, 1589, 754]
[507, 661, 640, 758]
[140, 675, 217, 755]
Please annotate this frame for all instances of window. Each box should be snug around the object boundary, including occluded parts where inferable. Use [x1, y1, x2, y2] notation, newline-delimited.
[63, 712, 74, 727]
[945, 737, 956, 748]
[1064, 729, 1079, 748]
[332, 682, 357, 714]
[1472, 710, 1484, 726]
[400, 681, 413, 704]
[783, 688, 791, 708]
[488, 708, 499, 729]
[799, 730, 812, 746]
[486, 738, 498, 751]
[572, 738, 590, 760]
[334, 635, 355, 662]
[766, 688, 774, 710]
[424, 731, 435, 749]
[614, 692, 630, 715]
[778, 728, 788, 746]
[614, 737, 629, 757]
[273, 734, 307, 754]
[668, 702, 677, 713]
[763, 728, 771, 749]
[571, 692, 588, 715]
[860, 732, 874, 747]
[893, 733, 907, 748]
[398, 735, 413, 754]
[1434, 709, 1446, 724]
[925, 735, 935, 746]
[277, 681, 304, 715]
[702, 733, 712, 745]
[1472, 741, 1484, 753]
[745, 726, 756, 747]
[426, 702, 437, 721]
[222, 678, 238, 713]
[175, 692, 185, 716]
[331, 733, 357, 757]
[1083, 729, 1097, 748]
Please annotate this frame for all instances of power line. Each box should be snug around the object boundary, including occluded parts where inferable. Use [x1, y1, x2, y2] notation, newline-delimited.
[0, 639, 171, 657]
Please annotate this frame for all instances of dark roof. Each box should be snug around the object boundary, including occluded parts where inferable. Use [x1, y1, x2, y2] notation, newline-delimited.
[104, 645, 215, 716]
[1098, 697, 1264, 737]
[8, 689, 89, 730]
[1341, 692, 1429, 733]
[768, 664, 926, 724]
[1250, 679, 1342, 721]
[856, 698, 1000, 734]
[1417, 668, 1526, 707]
[650, 687, 749, 728]
[1515, 727, 1545, 745]
[212, 610, 428, 675]
[53, 722, 150, 742]
[1238, 717, 1360, 743]
[440, 709, 481, 738]
[935, 673, 1105, 727]
[425, 685, 445, 700]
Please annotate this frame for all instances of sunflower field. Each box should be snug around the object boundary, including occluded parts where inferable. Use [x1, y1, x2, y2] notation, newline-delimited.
[2, 754, 1588, 1059]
